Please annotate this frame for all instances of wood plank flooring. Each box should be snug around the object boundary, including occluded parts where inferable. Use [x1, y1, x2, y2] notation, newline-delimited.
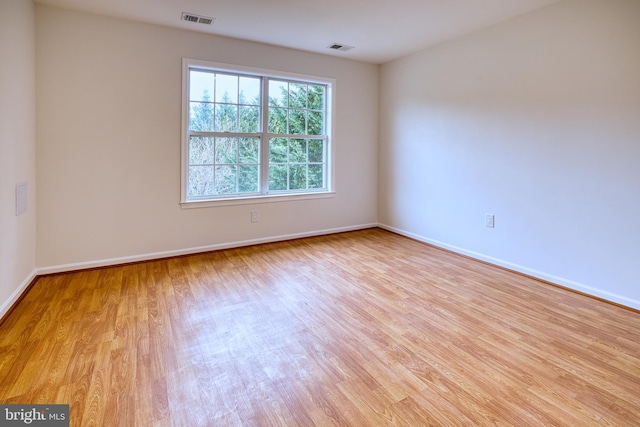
[1, 228, 639, 426]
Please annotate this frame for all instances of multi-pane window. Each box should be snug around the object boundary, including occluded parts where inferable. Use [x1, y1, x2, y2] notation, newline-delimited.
[269, 138, 326, 191]
[267, 80, 326, 192]
[187, 137, 260, 196]
[183, 61, 332, 203]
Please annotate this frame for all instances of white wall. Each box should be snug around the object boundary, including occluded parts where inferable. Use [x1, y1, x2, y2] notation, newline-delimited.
[379, 0, 640, 309]
[36, 5, 378, 269]
[0, 0, 37, 318]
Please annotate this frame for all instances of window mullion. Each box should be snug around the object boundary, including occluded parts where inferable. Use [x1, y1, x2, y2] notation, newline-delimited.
[260, 77, 270, 194]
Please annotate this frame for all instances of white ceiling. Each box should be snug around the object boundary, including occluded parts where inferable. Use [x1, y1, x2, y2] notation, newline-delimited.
[34, 0, 561, 64]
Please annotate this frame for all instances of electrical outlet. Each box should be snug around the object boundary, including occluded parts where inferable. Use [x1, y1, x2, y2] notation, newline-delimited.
[485, 214, 495, 228]
[251, 210, 260, 223]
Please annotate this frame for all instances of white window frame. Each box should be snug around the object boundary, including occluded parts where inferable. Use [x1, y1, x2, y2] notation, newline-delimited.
[181, 58, 335, 208]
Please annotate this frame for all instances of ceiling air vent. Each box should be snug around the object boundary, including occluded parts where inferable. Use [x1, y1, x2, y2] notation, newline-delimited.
[327, 43, 354, 52]
[181, 12, 215, 25]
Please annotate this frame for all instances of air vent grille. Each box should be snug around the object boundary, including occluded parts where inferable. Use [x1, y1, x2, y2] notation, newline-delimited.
[181, 12, 215, 25]
[327, 43, 354, 52]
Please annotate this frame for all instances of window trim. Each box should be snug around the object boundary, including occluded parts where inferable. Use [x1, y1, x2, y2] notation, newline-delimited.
[180, 58, 336, 208]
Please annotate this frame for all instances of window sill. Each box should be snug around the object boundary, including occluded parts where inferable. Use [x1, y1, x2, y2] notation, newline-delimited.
[180, 191, 336, 209]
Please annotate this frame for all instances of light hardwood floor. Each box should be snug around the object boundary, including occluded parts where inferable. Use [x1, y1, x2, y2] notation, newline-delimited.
[1, 228, 639, 426]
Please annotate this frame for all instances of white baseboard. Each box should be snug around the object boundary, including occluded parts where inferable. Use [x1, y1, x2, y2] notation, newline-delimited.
[14, 222, 638, 316]
[37, 223, 378, 275]
[0, 269, 38, 321]
[378, 223, 640, 311]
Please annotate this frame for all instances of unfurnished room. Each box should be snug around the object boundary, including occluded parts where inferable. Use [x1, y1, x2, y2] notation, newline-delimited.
[1, 0, 639, 425]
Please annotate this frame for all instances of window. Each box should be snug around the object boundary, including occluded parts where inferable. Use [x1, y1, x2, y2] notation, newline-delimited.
[181, 59, 334, 207]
